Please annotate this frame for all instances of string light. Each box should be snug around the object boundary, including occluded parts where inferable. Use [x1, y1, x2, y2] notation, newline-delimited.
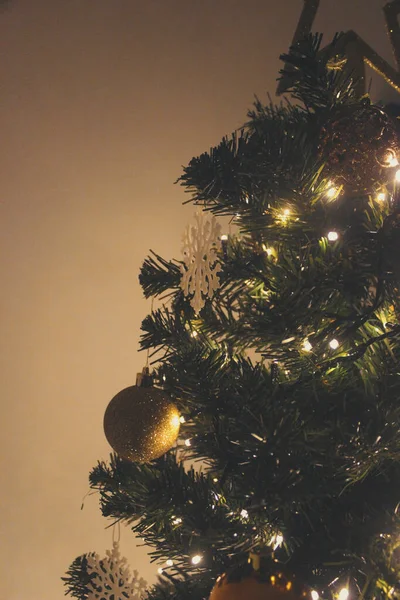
[220, 234, 228, 241]
[311, 592, 320, 600]
[184, 438, 192, 447]
[262, 244, 275, 257]
[326, 183, 339, 199]
[213, 477, 218, 483]
[166, 559, 174, 567]
[157, 568, 163, 575]
[327, 231, 339, 242]
[240, 509, 249, 519]
[191, 554, 203, 565]
[302, 339, 313, 352]
[179, 416, 186, 424]
[376, 191, 386, 202]
[387, 153, 399, 167]
[338, 588, 349, 600]
[171, 516, 182, 525]
[329, 339, 340, 350]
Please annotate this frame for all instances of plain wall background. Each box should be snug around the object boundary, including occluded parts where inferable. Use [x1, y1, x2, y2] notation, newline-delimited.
[1, 1, 398, 598]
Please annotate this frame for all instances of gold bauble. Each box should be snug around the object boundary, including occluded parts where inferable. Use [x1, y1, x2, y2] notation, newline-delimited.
[319, 103, 399, 195]
[209, 571, 309, 600]
[103, 385, 180, 463]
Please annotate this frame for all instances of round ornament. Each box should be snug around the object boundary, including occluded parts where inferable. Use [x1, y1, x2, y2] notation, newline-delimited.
[103, 382, 180, 463]
[209, 570, 309, 600]
[319, 103, 399, 195]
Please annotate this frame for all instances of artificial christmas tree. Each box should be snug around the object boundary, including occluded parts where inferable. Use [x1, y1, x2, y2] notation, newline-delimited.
[64, 33, 400, 600]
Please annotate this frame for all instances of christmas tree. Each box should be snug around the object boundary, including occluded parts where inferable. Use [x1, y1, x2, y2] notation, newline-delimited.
[64, 34, 400, 600]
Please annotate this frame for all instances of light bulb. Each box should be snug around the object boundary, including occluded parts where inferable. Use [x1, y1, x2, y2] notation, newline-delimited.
[221, 234, 228, 241]
[327, 231, 339, 242]
[171, 516, 182, 525]
[395, 169, 400, 182]
[376, 192, 386, 202]
[387, 154, 399, 167]
[338, 588, 349, 600]
[213, 477, 218, 482]
[326, 185, 338, 199]
[302, 339, 312, 352]
[157, 568, 164, 575]
[179, 415, 186, 423]
[329, 338, 339, 350]
[166, 559, 174, 567]
[240, 509, 249, 519]
[191, 554, 203, 565]
[184, 438, 191, 447]
[311, 591, 320, 600]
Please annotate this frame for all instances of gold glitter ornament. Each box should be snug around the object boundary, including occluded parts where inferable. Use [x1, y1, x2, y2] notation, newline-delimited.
[103, 370, 180, 463]
[319, 103, 399, 195]
[209, 569, 309, 600]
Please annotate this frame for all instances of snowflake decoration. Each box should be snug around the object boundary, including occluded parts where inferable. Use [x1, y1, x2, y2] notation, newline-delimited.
[180, 211, 222, 314]
[86, 542, 147, 600]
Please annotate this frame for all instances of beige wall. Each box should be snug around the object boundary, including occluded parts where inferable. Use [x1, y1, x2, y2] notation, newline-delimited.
[0, 1, 396, 598]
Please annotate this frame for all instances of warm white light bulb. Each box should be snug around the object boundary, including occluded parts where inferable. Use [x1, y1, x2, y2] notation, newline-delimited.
[184, 438, 191, 447]
[388, 155, 399, 167]
[157, 568, 164, 575]
[221, 234, 228, 241]
[240, 509, 249, 519]
[191, 554, 203, 565]
[213, 477, 218, 483]
[338, 588, 349, 600]
[329, 338, 339, 350]
[327, 231, 339, 242]
[311, 591, 319, 600]
[303, 339, 312, 352]
[179, 415, 186, 424]
[326, 186, 338, 199]
[376, 192, 386, 202]
[172, 517, 182, 525]
[166, 559, 174, 567]
[395, 169, 400, 182]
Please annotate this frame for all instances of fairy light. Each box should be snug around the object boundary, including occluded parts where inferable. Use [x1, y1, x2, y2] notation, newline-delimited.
[338, 588, 349, 600]
[166, 559, 174, 567]
[311, 591, 320, 600]
[376, 191, 386, 202]
[191, 554, 203, 565]
[262, 244, 275, 257]
[157, 568, 163, 575]
[327, 231, 339, 242]
[184, 438, 192, 447]
[387, 152, 399, 167]
[326, 183, 339, 199]
[220, 234, 228, 241]
[179, 416, 186, 424]
[213, 477, 218, 483]
[172, 516, 182, 525]
[302, 339, 312, 352]
[240, 509, 249, 519]
[329, 338, 339, 350]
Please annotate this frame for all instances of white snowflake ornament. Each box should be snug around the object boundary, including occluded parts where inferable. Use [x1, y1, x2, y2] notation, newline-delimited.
[86, 542, 147, 600]
[180, 211, 222, 314]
